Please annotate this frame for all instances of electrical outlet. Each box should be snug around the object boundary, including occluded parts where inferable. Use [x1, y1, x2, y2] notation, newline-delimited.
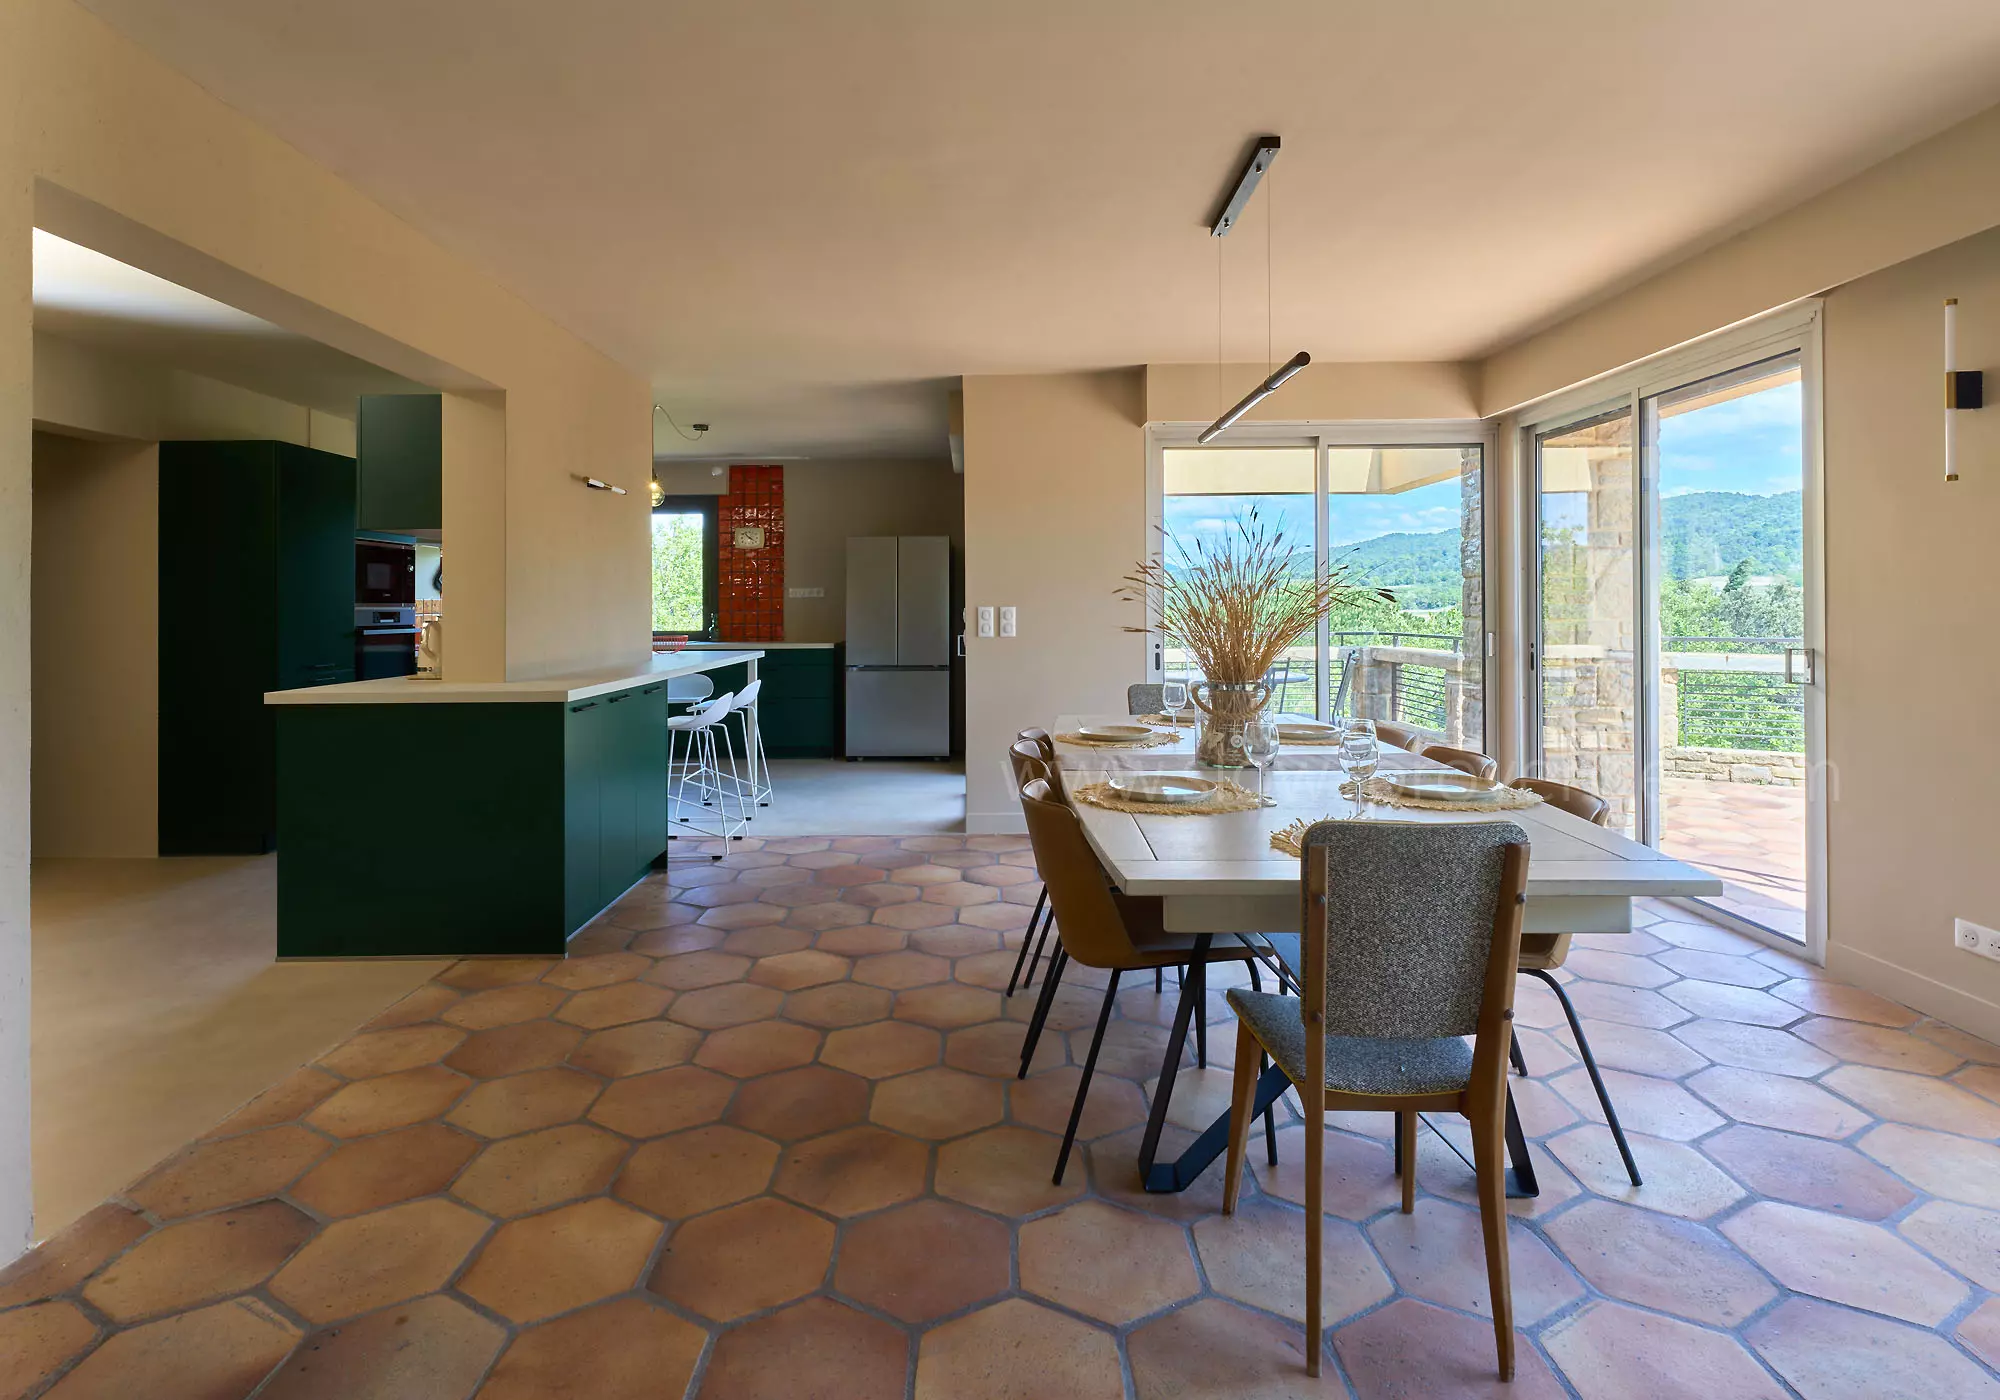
[999, 606, 1017, 638]
[976, 606, 995, 638]
[1956, 919, 2000, 962]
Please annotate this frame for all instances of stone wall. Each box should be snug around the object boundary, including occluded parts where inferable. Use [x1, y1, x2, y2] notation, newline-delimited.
[1662, 747, 1805, 786]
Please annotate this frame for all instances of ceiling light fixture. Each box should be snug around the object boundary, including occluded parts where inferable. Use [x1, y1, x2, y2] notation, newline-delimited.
[1200, 135, 1308, 444]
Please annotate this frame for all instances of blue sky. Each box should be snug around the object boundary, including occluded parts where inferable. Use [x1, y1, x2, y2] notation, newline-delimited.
[1163, 479, 1462, 560]
[1658, 379, 1802, 498]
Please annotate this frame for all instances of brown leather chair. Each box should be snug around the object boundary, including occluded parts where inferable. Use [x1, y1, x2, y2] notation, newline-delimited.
[1504, 775, 1640, 1187]
[1017, 727, 1055, 763]
[1004, 741, 1059, 998]
[1373, 720, 1425, 752]
[1018, 778, 1267, 1182]
[1423, 745, 1499, 781]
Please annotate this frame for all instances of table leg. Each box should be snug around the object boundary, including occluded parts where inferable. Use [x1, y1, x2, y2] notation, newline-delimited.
[1136, 934, 1208, 1190]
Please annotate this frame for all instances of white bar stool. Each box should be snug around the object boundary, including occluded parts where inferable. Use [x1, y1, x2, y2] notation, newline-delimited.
[725, 677, 775, 811]
[667, 690, 747, 852]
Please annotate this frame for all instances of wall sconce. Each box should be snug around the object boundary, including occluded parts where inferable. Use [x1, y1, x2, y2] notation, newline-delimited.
[1945, 298, 1983, 483]
[575, 475, 628, 495]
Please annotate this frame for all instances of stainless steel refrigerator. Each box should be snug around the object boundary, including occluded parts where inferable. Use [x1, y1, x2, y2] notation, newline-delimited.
[845, 535, 952, 757]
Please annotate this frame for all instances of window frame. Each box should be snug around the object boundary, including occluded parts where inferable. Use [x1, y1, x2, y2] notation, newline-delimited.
[651, 493, 720, 642]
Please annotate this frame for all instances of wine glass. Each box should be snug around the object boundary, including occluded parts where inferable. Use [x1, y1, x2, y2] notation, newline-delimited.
[1340, 719, 1379, 810]
[1243, 715, 1281, 804]
[1161, 680, 1188, 733]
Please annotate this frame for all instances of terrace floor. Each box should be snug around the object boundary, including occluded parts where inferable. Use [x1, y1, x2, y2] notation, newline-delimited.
[4, 834, 1998, 1399]
[1660, 778, 1807, 942]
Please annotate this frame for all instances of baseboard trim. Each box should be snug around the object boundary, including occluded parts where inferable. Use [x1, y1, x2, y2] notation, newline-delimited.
[966, 812, 1027, 836]
[1824, 943, 2000, 1045]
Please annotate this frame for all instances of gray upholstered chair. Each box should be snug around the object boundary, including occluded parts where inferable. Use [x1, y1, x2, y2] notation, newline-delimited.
[1221, 819, 1530, 1381]
[1126, 683, 1166, 716]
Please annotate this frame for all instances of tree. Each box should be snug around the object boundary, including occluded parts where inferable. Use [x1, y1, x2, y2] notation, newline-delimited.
[1723, 557, 1756, 593]
[651, 514, 705, 632]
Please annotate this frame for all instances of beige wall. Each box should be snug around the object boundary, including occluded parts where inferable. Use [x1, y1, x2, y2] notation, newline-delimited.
[1818, 226, 2000, 1036]
[30, 432, 158, 858]
[1147, 360, 1478, 425]
[962, 372, 1148, 832]
[780, 462, 962, 642]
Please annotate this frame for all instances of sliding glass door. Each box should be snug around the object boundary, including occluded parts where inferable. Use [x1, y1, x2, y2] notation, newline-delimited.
[1154, 433, 1485, 751]
[1532, 328, 1819, 945]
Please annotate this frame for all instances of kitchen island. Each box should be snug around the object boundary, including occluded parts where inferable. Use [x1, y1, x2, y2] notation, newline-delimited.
[264, 650, 763, 957]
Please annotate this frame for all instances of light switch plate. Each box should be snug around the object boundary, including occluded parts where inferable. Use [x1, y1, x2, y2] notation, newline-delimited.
[976, 606, 995, 638]
[999, 606, 1017, 638]
[786, 586, 824, 599]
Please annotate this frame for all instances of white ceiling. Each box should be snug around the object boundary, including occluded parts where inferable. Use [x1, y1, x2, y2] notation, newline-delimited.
[32, 230, 425, 415]
[73, 0, 2000, 458]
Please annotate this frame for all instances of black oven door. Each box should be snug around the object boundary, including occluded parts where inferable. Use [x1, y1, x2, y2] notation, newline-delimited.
[356, 541, 416, 606]
[356, 626, 420, 680]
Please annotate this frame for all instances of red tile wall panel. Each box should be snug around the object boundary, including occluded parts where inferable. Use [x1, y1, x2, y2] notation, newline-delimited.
[717, 465, 785, 641]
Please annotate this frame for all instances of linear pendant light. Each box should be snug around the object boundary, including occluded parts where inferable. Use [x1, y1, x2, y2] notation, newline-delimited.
[1200, 135, 1308, 443]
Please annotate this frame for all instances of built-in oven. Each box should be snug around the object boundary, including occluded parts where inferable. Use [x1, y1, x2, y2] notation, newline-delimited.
[355, 538, 416, 606]
[355, 607, 420, 680]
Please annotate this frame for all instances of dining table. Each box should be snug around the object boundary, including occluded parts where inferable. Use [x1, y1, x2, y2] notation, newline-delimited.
[1046, 715, 1725, 1198]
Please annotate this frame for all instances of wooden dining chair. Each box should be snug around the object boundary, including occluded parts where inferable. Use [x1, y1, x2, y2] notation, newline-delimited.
[1126, 683, 1166, 716]
[1018, 778, 1272, 1183]
[1504, 776, 1641, 1186]
[1003, 741, 1059, 998]
[1373, 720, 1425, 752]
[1222, 819, 1531, 1380]
[1423, 744, 1499, 781]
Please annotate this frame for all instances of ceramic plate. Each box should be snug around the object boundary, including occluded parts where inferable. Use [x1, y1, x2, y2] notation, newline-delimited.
[1077, 724, 1156, 742]
[1106, 774, 1217, 805]
[1277, 722, 1336, 741]
[1382, 770, 1502, 803]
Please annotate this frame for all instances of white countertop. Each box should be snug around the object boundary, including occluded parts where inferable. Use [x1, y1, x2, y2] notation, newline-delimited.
[265, 650, 766, 705]
[680, 641, 836, 650]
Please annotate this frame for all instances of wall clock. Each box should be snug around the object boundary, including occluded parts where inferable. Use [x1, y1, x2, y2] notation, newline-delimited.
[731, 525, 766, 550]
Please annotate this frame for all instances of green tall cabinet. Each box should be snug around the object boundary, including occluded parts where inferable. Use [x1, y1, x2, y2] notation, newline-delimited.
[159, 441, 357, 854]
[356, 393, 442, 532]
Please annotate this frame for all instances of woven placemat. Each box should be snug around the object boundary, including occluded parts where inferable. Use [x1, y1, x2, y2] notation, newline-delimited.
[1071, 778, 1267, 816]
[1342, 776, 1544, 812]
[1055, 730, 1177, 750]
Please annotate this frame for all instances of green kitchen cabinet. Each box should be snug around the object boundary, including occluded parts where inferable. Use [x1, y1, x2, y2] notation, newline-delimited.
[160, 441, 356, 855]
[693, 648, 841, 758]
[357, 393, 442, 532]
[564, 681, 671, 931]
[563, 698, 606, 936]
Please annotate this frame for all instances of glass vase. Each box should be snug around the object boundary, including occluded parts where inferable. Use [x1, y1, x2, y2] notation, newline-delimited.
[1191, 680, 1273, 767]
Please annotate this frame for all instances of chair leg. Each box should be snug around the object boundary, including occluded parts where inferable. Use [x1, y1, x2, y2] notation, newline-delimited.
[1529, 968, 1642, 1186]
[1304, 1082, 1325, 1379]
[1021, 913, 1053, 993]
[1509, 1034, 1528, 1078]
[1191, 961, 1208, 1069]
[1005, 888, 1048, 997]
[1054, 971, 1120, 1184]
[1018, 947, 1067, 1078]
[1155, 967, 1163, 993]
[1469, 1101, 1516, 1382]
[1397, 1111, 1417, 1213]
[1221, 1020, 1260, 1213]
[1246, 961, 1276, 1166]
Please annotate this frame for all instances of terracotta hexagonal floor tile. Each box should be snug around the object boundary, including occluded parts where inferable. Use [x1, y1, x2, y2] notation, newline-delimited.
[870, 1066, 1005, 1139]
[907, 925, 1000, 959]
[1749, 1297, 2000, 1400]
[1699, 1125, 1914, 1220]
[820, 1020, 941, 1078]
[957, 901, 1036, 933]
[1550, 1067, 1723, 1141]
[945, 1020, 1065, 1078]
[1336, 1297, 1565, 1398]
[566, 1020, 702, 1077]
[205, 1066, 345, 1136]
[1563, 948, 1680, 989]
[290, 1122, 482, 1217]
[676, 881, 763, 909]
[784, 980, 896, 1028]
[1367, 1197, 1583, 1326]
[0, 1300, 97, 1399]
[846, 881, 920, 909]
[1019, 1200, 1199, 1324]
[1795, 1017, 1966, 1075]
[700, 1297, 909, 1400]
[648, 1197, 835, 1322]
[629, 922, 722, 954]
[474, 1296, 705, 1400]
[888, 863, 959, 886]
[317, 1024, 466, 1080]
[1686, 1066, 1873, 1139]
[452, 1123, 629, 1217]
[554, 982, 675, 1030]
[1127, 1297, 1328, 1400]
[1543, 1301, 1785, 1400]
[1240, 1124, 1401, 1222]
[695, 1020, 823, 1077]
[721, 925, 815, 958]
[1770, 978, 1917, 1027]
[816, 864, 890, 889]
[668, 983, 785, 1030]
[893, 982, 1004, 1030]
[1193, 1197, 1392, 1328]
[439, 958, 558, 990]
[1860, 1123, 2000, 1209]
[1658, 979, 1801, 1027]
[1544, 1199, 1776, 1327]
[270, 1199, 490, 1323]
[833, 1198, 1010, 1323]
[760, 882, 844, 909]
[1546, 1126, 1745, 1219]
[588, 1066, 736, 1138]
[1546, 1020, 1708, 1079]
[1009, 1067, 1148, 1141]
[1823, 1064, 2000, 1136]
[1899, 1200, 2000, 1290]
[726, 1065, 872, 1141]
[39, 1298, 300, 1400]
[540, 951, 653, 992]
[919, 880, 999, 909]
[446, 1067, 603, 1138]
[916, 1298, 1122, 1399]
[365, 982, 461, 1029]
[1723, 1200, 1966, 1325]
[1670, 1019, 1833, 1077]
[774, 1125, 928, 1217]
[308, 1065, 471, 1139]
[746, 949, 851, 990]
[256, 1293, 504, 1400]
[457, 1198, 662, 1324]
[698, 901, 790, 931]
[0, 1204, 149, 1308]
[787, 903, 877, 937]
[870, 901, 958, 931]
[936, 1125, 1083, 1217]
[446, 1020, 587, 1079]
[614, 1124, 779, 1219]
[441, 983, 569, 1030]
[80, 1200, 314, 1323]
[126, 1126, 330, 1218]
[642, 949, 753, 991]
[952, 949, 1030, 993]
[852, 950, 952, 988]
[1958, 1298, 2000, 1373]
